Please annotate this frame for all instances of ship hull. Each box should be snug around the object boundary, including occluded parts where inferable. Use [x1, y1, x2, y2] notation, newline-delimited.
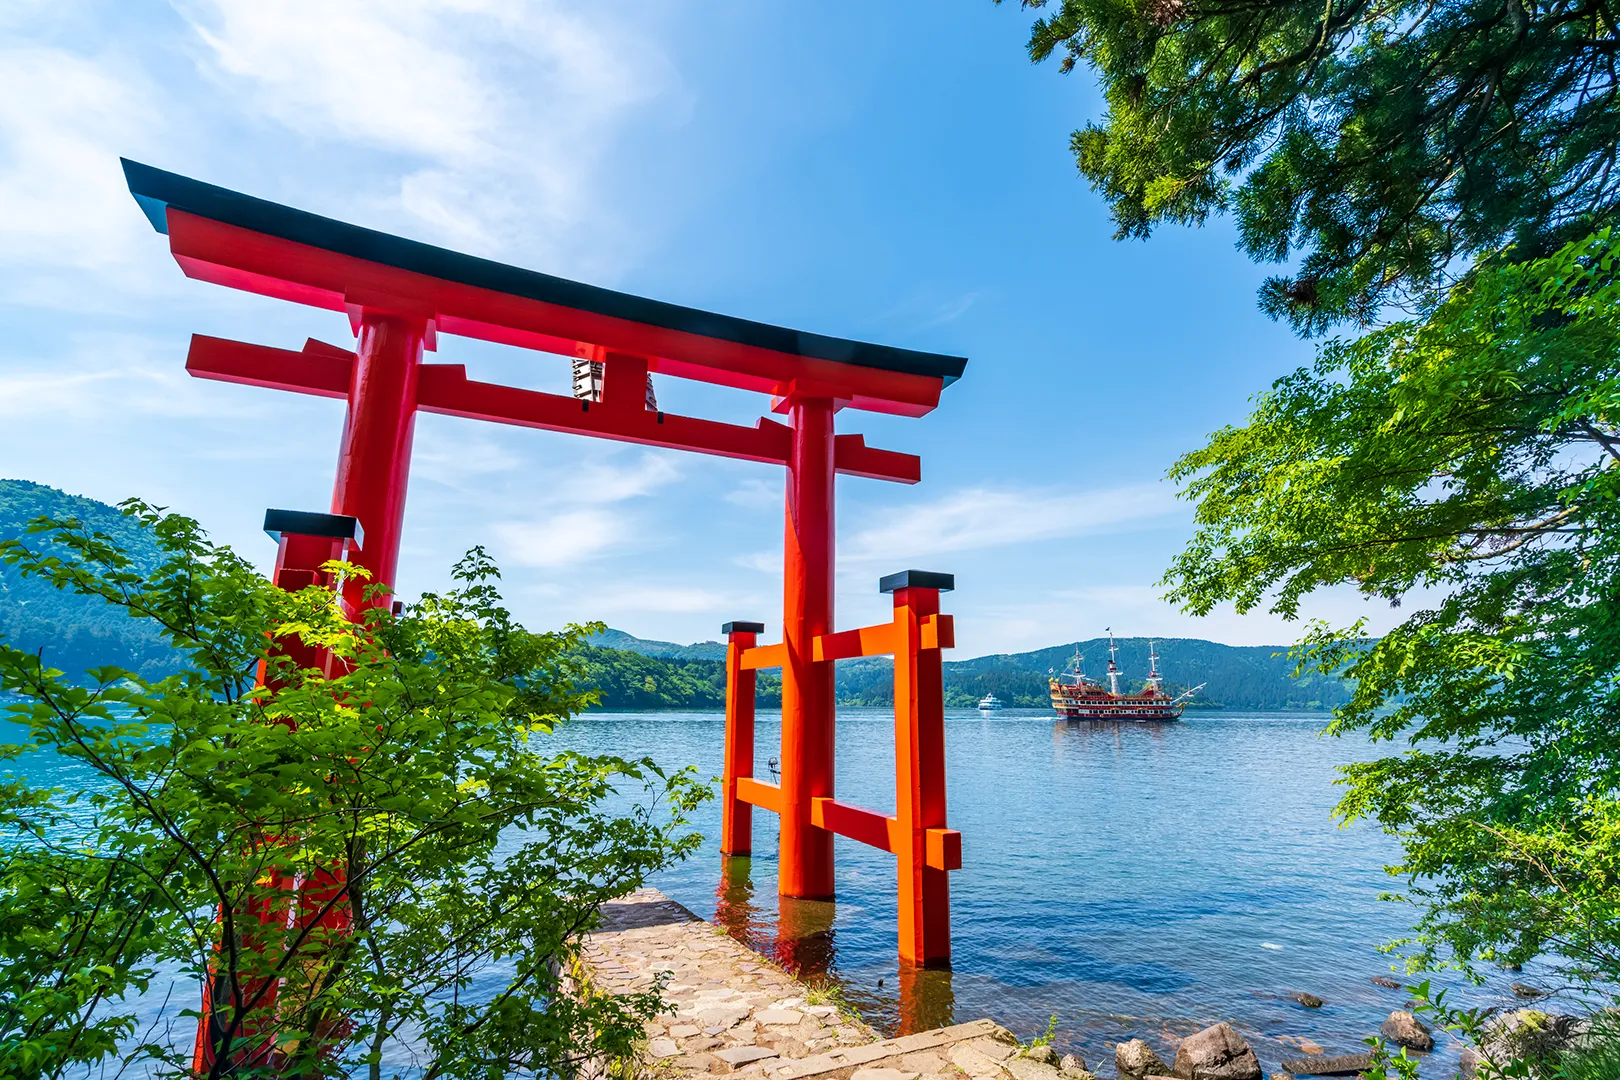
[1050, 704, 1184, 722]
[1049, 686, 1185, 722]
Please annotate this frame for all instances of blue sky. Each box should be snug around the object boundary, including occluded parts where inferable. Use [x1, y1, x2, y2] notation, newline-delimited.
[0, 1, 1403, 656]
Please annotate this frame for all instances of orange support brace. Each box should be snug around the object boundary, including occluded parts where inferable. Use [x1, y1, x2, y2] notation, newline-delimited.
[721, 622, 761, 856]
[736, 777, 782, 813]
[740, 643, 788, 670]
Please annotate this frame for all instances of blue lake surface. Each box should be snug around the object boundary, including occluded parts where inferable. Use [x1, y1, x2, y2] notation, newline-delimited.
[551, 708, 1544, 1075]
[10, 707, 1548, 1076]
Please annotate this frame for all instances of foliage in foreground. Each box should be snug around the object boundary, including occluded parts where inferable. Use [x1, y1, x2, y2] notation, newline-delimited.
[1004, 0, 1620, 333]
[0, 504, 708, 1079]
[1364, 982, 1620, 1079]
[1165, 230, 1620, 992]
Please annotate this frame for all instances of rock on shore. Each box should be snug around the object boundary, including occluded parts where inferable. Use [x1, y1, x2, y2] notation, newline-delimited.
[1115, 1039, 1169, 1079]
[1459, 1008, 1592, 1078]
[1379, 1010, 1434, 1052]
[1171, 1022, 1262, 1080]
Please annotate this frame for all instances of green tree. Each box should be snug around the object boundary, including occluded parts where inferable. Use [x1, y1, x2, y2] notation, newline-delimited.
[0, 504, 708, 1079]
[1165, 230, 1620, 987]
[1004, 0, 1620, 332]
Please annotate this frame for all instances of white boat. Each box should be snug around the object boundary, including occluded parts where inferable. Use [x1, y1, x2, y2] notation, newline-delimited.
[977, 693, 1004, 711]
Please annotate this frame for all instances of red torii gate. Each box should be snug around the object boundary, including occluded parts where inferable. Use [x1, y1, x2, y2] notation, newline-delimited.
[123, 159, 966, 998]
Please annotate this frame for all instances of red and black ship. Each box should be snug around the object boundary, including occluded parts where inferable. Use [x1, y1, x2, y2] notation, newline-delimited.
[1048, 632, 1204, 721]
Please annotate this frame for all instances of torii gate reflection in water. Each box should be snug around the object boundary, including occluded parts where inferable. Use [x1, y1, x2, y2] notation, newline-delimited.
[123, 158, 967, 1061]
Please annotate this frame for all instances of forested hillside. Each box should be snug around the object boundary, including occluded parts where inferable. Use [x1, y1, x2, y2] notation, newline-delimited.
[569, 645, 780, 710]
[0, 481, 757, 709]
[0, 480, 181, 681]
[595, 632, 1353, 710]
[1, 481, 1350, 711]
[585, 627, 727, 661]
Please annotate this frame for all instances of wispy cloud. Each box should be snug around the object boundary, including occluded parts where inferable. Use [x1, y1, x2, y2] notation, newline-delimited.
[556, 452, 681, 504]
[845, 482, 1181, 565]
[919, 291, 985, 330]
[177, 0, 680, 266]
[0, 45, 160, 291]
[485, 450, 684, 568]
[591, 585, 738, 615]
[0, 334, 269, 421]
[724, 477, 780, 510]
[492, 508, 627, 568]
[411, 429, 524, 486]
[733, 549, 781, 574]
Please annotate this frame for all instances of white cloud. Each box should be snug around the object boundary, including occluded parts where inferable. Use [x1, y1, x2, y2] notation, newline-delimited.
[592, 585, 733, 615]
[733, 549, 781, 574]
[724, 477, 781, 509]
[845, 482, 1180, 565]
[183, 0, 493, 160]
[177, 0, 680, 262]
[492, 508, 628, 568]
[0, 45, 157, 284]
[950, 581, 1422, 657]
[920, 290, 984, 329]
[555, 452, 681, 504]
[0, 335, 269, 421]
[411, 428, 522, 485]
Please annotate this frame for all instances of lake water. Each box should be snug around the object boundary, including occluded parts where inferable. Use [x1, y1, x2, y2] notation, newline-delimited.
[552, 708, 1544, 1075]
[11, 707, 1544, 1076]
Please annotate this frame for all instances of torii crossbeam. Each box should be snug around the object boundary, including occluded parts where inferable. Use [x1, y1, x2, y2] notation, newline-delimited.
[124, 159, 967, 1064]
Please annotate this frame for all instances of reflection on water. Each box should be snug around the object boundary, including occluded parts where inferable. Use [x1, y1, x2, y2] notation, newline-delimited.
[772, 894, 838, 979]
[715, 855, 766, 948]
[894, 963, 955, 1034]
[1053, 717, 1172, 747]
[713, 854, 956, 1034]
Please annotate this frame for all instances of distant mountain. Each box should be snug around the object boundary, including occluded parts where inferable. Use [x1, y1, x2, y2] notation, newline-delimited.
[838, 637, 1352, 710]
[584, 627, 728, 661]
[0, 479, 180, 681]
[597, 627, 1352, 711]
[0, 480, 1351, 712]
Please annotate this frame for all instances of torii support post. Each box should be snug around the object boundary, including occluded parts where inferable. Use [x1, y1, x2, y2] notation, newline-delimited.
[725, 569, 961, 967]
[720, 621, 762, 856]
[885, 570, 954, 965]
[193, 510, 362, 1076]
[780, 396, 837, 899]
[331, 311, 427, 613]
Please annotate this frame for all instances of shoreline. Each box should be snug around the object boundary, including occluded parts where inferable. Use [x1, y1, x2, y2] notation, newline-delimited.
[580, 889, 1454, 1080]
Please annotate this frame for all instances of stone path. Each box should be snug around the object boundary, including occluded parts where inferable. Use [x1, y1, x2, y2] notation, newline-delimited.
[582, 889, 1081, 1080]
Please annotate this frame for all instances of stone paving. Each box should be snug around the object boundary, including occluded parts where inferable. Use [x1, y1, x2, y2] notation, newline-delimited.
[582, 889, 1081, 1080]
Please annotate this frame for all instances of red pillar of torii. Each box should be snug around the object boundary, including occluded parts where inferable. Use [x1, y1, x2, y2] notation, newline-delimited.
[123, 160, 966, 980]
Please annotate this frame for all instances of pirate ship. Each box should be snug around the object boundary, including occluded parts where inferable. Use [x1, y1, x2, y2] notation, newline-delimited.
[1049, 632, 1204, 721]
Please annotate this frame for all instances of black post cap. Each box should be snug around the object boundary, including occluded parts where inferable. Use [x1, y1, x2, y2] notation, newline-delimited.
[263, 509, 364, 548]
[879, 569, 954, 594]
[722, 621, 765, 635]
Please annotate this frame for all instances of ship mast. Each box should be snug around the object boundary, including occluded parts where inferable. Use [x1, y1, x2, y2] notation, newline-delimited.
[1146, 640, 1163, 695]
[1105, 627, 1120, 696]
